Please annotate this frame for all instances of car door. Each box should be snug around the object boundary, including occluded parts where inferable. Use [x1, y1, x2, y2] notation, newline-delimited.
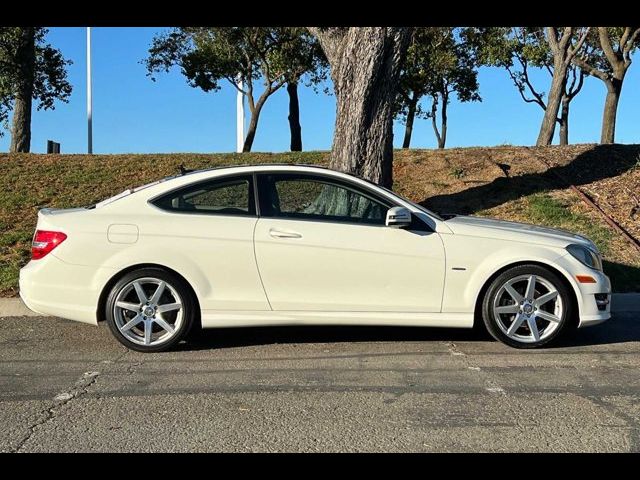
[146, 174, 270, 311]
[253, 172, 446, 312]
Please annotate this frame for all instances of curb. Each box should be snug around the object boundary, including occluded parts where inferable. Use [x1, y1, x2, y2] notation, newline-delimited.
[0, 298, 41, 317]
[1, 294, 639, 318]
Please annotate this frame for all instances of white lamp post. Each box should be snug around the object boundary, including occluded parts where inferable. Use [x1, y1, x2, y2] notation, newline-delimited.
[87, 27, 93, 154]
[236, 77, 244, 153]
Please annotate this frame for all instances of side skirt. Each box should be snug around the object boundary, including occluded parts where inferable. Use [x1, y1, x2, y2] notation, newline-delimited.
[200, 311, 474, 329]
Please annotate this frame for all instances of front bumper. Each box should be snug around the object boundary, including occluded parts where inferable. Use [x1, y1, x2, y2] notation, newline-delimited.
[574, 269, 611, 328]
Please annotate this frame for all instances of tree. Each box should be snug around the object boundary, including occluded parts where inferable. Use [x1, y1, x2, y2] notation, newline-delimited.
[572, 27, 640, 144]
[0, 27, 72, 153]
[145, 27, 324, 153]
[308, 27, 412, 188]
[501, 28, 586, 145]
[278, 32, 327, 152]
[396, 28, 481, 149]
[471, 27, 590, 146]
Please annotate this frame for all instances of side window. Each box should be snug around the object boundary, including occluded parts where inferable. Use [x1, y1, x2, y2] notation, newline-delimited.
[259, 174, 389, 225]
[151, 175, 255, 216]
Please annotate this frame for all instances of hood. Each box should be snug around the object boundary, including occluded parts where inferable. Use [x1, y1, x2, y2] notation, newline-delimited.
[444, 215, 597, 250]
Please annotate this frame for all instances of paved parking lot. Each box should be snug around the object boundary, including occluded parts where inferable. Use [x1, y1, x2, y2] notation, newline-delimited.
[1, 312, 639, 452]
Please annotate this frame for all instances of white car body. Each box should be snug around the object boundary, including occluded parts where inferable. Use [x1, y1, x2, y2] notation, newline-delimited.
[19, 164, 611, 336]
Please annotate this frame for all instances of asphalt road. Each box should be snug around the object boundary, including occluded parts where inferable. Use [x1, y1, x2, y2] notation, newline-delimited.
[1, 313, 639, 452]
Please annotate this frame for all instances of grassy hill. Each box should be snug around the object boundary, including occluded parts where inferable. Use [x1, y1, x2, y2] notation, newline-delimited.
[1, 144, 639, 295]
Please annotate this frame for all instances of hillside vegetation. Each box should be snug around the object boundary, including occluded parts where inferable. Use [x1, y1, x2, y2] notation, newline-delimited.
[1, 144, 639, 295]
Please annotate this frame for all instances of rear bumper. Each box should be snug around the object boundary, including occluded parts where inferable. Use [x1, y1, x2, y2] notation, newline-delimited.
[19, 254, 115, 325]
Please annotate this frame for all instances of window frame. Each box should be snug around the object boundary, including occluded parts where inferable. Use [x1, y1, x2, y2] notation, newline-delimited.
[148, 173, 258, 217]
[256, 172, 428, 229]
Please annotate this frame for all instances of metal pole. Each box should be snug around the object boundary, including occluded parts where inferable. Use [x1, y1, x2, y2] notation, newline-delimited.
[87, 27, 93, 154]
[236, 77, 244, 153]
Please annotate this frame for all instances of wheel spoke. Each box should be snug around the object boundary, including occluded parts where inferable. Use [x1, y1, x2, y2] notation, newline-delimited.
[527, 316, 540, 341]
[524, 275, 537, 301]
[496, 304, 519, 314]
[144, 320, 152, 345]
[121, 314, 143, 332]
[507, 314, 525, 336]
[535, 310, 560, 323]
[534, 290, 558, 307]
[156, 302, 181, 314]
[116, 301, 140, 312]
[133, 281, 147, 303]
[150, 281, 166, 305]
[504, 284, 523, 304]
[154, 316, 175, 334]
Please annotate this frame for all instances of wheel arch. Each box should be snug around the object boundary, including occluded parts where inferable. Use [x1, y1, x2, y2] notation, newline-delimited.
[96, 263, 201, 327]
[472, 260, 580, 330]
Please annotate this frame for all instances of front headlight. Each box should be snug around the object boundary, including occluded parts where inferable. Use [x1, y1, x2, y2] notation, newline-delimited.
[566, 244, 603, 271]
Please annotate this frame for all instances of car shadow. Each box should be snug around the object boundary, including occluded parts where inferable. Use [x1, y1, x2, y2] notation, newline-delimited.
[552, 311, 640, 348]
[421, 144, 640, 215]
[175, 311, 639, 352]
[178, 324, 488, 351]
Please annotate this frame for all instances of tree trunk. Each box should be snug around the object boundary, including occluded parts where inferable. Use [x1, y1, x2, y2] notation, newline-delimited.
[439, 92, 448, 149]
[10, 27, 36, 153]
[402, 92, 418, 149]
[242, 93, 269, 153]
[536, 60, 567, 146]
[600, 78, 623, 144]
[287, 81, 302, 151]
[559, 94, 569, 145]
[310, 27, 412, 189]
[242, 108, 260, 152]
[430, 96, 443, 149]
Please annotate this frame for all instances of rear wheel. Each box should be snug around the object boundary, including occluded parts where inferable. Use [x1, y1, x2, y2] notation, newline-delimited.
[105, 268, 196, 352]
[482, 265, 574, 348]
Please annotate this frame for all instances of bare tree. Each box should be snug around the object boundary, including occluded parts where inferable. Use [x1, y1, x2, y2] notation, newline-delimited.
[308, 27, 412, 188]
[572, 27, 640, 144]
[536, 27, 590, 146]
[504, 28, 586, 145]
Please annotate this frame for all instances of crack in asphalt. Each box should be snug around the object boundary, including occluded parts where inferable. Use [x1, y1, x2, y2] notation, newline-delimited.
[10, 345, 129, 453]
[12, 371, 101, 453]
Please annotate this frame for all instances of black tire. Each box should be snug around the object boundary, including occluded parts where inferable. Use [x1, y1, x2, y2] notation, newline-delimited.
[105, 267, 196, 352]
[481, 264, 575, 349]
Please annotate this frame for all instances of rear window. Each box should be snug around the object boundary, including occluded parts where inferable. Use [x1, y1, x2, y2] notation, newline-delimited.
[150, 175, 256, 216]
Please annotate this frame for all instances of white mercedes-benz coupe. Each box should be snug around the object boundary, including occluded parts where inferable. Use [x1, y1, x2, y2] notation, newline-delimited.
[19, 164, 611, 352]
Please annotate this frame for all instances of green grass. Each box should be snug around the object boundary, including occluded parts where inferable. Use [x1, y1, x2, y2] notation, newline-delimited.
[526, 193, 613, 254]
[523, 193, 639, 292]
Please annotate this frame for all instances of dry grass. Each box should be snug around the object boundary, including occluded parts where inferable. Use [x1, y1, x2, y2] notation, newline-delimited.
[1, 144, 639, 295]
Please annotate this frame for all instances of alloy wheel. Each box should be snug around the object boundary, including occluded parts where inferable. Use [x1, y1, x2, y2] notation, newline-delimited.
[113, 277, 184, 347]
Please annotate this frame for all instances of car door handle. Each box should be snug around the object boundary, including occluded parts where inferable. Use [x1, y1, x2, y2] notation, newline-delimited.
[269, 229, 302, 239]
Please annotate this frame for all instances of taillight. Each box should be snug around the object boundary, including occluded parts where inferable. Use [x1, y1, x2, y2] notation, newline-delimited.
[31, 230, 67, 260]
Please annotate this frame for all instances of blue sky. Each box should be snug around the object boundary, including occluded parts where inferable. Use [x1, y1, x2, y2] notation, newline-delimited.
[1, 27, 638, 154]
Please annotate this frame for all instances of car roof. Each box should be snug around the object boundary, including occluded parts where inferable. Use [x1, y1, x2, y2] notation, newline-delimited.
[169, 163, 380, 186]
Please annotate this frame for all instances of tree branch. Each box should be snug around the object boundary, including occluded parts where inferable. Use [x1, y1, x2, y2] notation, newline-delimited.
[598, 27, 621, 69]
[572, 56, 610, 83]
[566, 27, 591, 63]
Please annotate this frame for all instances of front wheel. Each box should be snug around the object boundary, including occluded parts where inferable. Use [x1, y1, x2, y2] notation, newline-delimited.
[482, 265, 575, 349]
[105, 268, 196, 352]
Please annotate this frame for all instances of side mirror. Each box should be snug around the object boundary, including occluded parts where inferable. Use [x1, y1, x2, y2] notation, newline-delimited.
[385, 206, 412, 228]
